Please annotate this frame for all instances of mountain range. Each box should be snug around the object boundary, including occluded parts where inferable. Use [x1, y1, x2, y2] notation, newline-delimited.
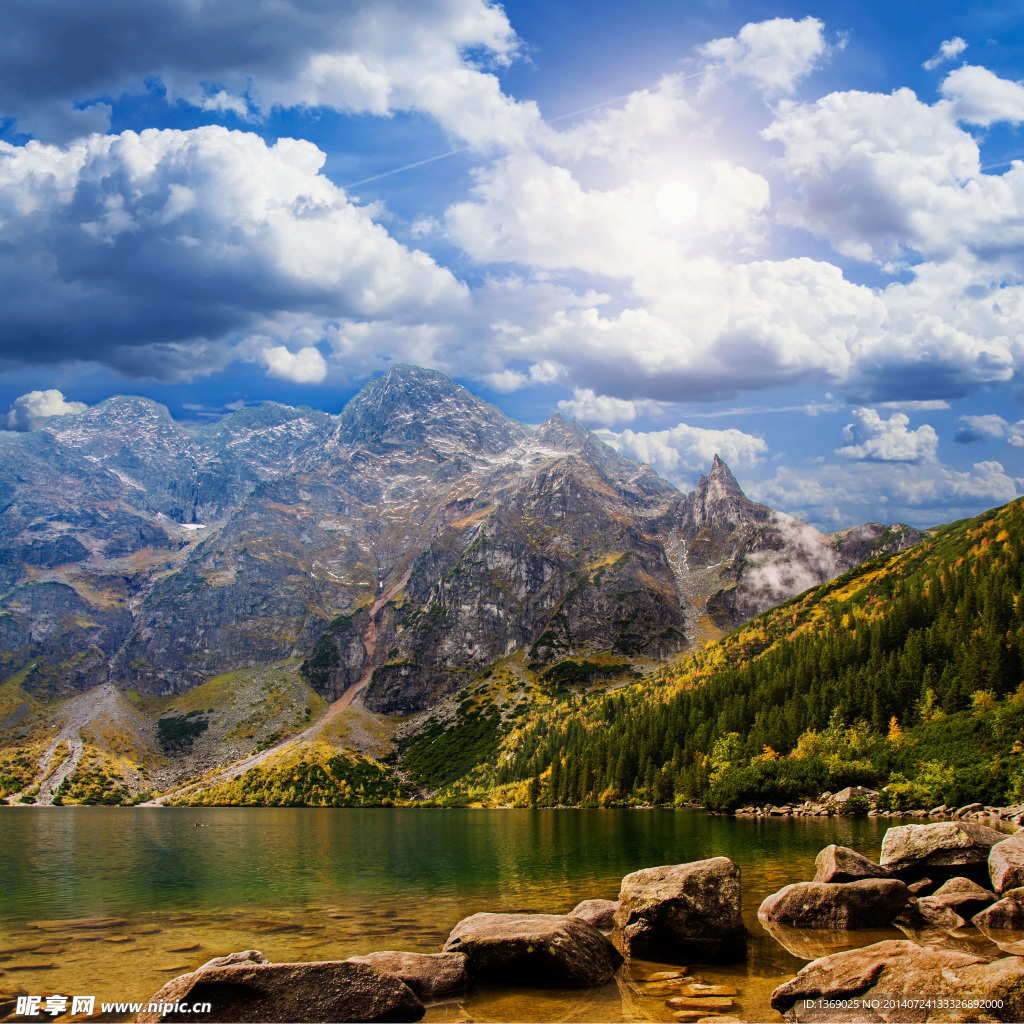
[0, 365, 928, 802]
[0, 365, 922, 712]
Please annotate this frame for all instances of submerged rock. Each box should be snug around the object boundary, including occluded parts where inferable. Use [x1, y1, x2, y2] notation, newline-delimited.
[442, 913, 621, 987]
[770, 939, 1024, 1022]
[135, 956, 424, 1023]
[759, 921, 897, 961]
[345, 951, 468, 1000]
[758, 879, 910, 930]
[990, 833, 1024, 894]
[879, 822, 1006, 882]
[612, 858, 746, 963]
[568, 899, 617, 930]
[666, 996, 734, 1011]
[677, 984, 737, 996]
[195, 950, 268, 972]
[813, 845, 889, 884]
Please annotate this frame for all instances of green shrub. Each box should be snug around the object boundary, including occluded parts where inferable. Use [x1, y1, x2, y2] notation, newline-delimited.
[157, 713, 209, 751]
[844, 794, 869, 815]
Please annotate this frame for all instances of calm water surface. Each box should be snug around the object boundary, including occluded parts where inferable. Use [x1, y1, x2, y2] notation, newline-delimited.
[0, 808, 930, 1022]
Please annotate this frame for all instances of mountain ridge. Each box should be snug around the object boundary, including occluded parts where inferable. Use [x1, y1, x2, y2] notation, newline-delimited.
[0, 365, 924, 722]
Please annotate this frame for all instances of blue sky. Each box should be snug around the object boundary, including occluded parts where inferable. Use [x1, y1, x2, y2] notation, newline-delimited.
[1, 0, 1023, 530]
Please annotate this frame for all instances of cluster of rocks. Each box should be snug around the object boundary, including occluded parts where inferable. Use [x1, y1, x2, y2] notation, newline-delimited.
[941, 802, 1024, 826]
[759, 822, 1024, 1021]
[736, 791, 1024, 824]
[735, 787, 881, 817]
[137, 857, 749, 1023]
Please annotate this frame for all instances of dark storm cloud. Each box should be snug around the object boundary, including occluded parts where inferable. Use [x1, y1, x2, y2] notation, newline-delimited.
[0, 0, 518, 141]
[0, 128, 465, 378]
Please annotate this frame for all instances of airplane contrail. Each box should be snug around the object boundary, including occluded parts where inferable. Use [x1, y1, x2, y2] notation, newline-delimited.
[343, 67, 711, 190]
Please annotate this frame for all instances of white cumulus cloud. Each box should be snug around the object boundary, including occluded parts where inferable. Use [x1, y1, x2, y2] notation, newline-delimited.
[923, 37, 968, 71]
[597, 421, 768, 486]
[836, 408, 939, 463]
[262, 345, 328, 384]
[557, 389, 661, 427]
[955, 414, 1024, 447]
[698, 17, 829, 97]
[941, 65, 1024, 127]
[764, 74, 1024, 263]
[5, 389, 87, 431]
[751, 459, 1018, 529]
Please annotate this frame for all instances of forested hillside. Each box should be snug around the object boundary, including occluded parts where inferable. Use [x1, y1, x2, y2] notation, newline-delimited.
[418, 497, 1024, 812]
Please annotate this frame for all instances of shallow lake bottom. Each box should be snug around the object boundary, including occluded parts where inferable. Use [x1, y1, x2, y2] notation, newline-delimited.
[0, 807, 987, 1022]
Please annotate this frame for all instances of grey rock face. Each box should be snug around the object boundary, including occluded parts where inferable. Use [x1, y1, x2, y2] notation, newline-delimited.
[345, 951, 468, 1000]
[770, 939, 1024, 1023]
[612, 858, 746, 963]
[568, 899, 618, 930]
[813, 845, 890, 884]
[757, 879, 910, 930]
[135, 958, 424, 1023]
[990, 833, 1024, 893]
[442, 912, 621, 987]
[337, 364, 532, 457]
[880, 822, 1007, 882]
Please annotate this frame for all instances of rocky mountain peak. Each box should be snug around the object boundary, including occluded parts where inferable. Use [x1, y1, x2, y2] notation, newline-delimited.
[44, 395, 181, 440]
[41, 395, 195, 473]
[335, 363, 529, 456]
[696, 454, 747, 503]
[534, 413, 677, 496]
[534, 413, 588, 451]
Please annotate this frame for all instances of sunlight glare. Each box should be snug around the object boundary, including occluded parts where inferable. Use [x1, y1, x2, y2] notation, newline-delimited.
[655, 181, 700, 225]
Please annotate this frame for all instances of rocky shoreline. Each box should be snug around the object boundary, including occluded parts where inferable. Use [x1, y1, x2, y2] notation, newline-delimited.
[130, 820, 1024, 1024]
[731, 786, 1024, 826]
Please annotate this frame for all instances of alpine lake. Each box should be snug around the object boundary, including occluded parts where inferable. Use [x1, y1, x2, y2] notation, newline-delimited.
[0, 807, 1008, 1023]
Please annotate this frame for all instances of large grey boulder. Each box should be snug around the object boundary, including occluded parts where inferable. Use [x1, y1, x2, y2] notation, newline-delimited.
[345, 951, 468, 1000]
[770, 939, 1024, 1022]
[442, 913, 621, 987]
[612, 858, 746, 963]
[879, 821, 1007, 882]
[135, 956, 424, 1023]
[758, 879, 910, 930]
[990, 833, 1024, 893]
[568, 899, 617, 930]
[813, 845, 889, 884]
[833, 786, 877, 804]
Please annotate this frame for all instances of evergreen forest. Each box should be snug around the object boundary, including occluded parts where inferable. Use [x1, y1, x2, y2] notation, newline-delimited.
[418, 497, 1024, 811]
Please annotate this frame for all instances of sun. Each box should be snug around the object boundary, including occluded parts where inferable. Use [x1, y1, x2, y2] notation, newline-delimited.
[655, 181, 700, 225]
